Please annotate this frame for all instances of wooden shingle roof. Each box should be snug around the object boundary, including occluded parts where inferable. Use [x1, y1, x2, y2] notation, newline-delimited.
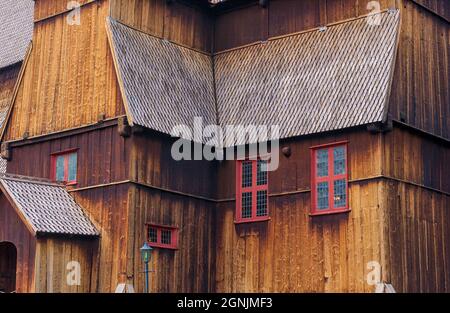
[107, 18, 216, 138]
[107, 10, 400, 145]
[0, 0, 34, 69]
[0, 174, 99, 237]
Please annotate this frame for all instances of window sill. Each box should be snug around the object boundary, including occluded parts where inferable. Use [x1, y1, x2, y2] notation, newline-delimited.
[234, 217, 271, 224]
[309, 208, 351, 217]
[147, 243, 178, 250]
[65, 181, 78, 186]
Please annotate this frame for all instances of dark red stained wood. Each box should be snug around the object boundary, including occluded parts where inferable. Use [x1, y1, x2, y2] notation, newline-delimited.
[214, 4, 268, 52]
[0, 196, 36, 293]
[268, 0, 321, 38]
[7, 125, 131, 189]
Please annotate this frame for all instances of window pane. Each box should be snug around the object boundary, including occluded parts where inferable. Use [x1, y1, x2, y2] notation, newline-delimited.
[256, 190, 268, 217]
[334, 179, 347, 208]
[257, 160, 268, 186]
[241, 192, 252, 218]
[55, 156, 65, 181]
[333, 146, 346, 175]
[161, 229, 172, 245]
[148, 227, 157, 243]
[316, 149, 328, 177]
[68, 153, 77, 182]
[317, 182, 329, 210]
[242, 161, 252, 188]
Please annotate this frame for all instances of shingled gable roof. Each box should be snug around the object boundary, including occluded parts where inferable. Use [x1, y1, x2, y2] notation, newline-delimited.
[107, 10, 400, 145]
[0, 174, 99, 237]
[0, 0, 34, 70]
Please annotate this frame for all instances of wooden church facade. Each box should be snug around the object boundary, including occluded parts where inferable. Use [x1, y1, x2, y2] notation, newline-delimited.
[0, 0, 448, 293]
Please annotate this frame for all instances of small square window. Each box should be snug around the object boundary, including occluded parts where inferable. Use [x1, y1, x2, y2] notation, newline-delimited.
[51, 150, 78, 184]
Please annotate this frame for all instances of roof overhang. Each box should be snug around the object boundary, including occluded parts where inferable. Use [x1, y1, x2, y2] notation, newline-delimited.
[0, 174, 99, 238]
[107, 9, 400, 146]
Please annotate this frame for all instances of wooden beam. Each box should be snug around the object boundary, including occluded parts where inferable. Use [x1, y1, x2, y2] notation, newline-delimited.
[5, 117, 123, 148]
[409, 0, 449, 23]
[0, 43, 32, 143]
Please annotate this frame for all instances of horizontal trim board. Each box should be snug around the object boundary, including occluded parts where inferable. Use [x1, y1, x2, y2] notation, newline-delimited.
[67, 175, 450, 202]
[5, 117, 123, 148]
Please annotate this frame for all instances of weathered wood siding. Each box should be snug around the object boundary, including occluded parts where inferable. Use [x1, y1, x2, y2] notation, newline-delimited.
[34, 237, 97, 293]
[383, 181, 450, 292]
[5, 124, 131, 292]
[215, 129, 386, 292]
[381, 126, 450, 292]
[6, 124, 131, 189]
[127, 131, 217, 292]
[214, 0, 398, 52]
[382, 126, 450, 193]
[389, 0, 449, 138]
[110, 0, 213, 52]
[0, 196, 36, 293]
[130, 131, 218, 199]
[71, 184, 130, 293]
[128, 186, 216, 292]
[4, 0, 125, 141]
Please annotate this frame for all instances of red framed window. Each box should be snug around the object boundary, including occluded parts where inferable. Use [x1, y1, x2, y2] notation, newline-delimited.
[310, 142, 349, 215]
[146, 224, 178, 249]
[51, 150, 78, 185]
[236, 159, 269, 223]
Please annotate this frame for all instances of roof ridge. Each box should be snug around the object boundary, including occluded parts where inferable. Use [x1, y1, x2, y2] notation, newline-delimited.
[0, 173, 63, 186]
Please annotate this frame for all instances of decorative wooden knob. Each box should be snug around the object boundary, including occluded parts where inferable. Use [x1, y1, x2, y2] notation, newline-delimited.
[282, 146, 291, 157]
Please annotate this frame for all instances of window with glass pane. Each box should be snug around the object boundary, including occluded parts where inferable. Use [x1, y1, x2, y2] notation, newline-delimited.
[236, 159, 270, 223]
[52, 151, 77, 184]
[148, 227, 157, 243]
[242, 161, 252, 187]
[161, 229, 172, 245]
[55, 156, 65, 181]
[257, 160, 268, 185]
[256, 190, 268, 216]
[146, 225, 178, 249]
[334, 179, 346, 207]
[311, 143, 348, 214]
[333, 147, 345, 175]
[68, 153, 77, 182]
[317, 182, 329, 210]
[241, 192, 252, 218]
[316, 149, 328, 177]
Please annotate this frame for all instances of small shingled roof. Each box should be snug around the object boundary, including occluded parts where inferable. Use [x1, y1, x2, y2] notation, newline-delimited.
[107, 10, 400, 145]
[0, 0, 34, 69]
[0, 174, 99, 237]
